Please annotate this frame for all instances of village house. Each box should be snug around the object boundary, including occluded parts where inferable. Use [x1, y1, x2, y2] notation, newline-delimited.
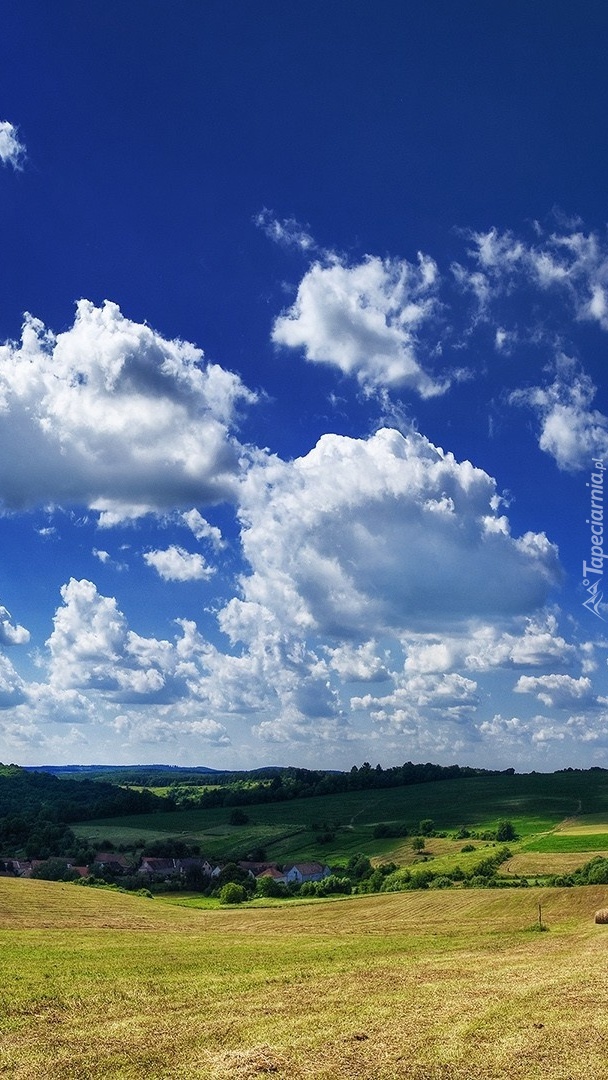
[138, 856, 182, 880]
[179, 857, 213, 878]
[283, 862, 331, 885]
[92, 852, 132, 876]
[255, 866, 288, 884]
[237, 860, 281, 879]
[0, 858, 33, 877]
[138, 856, 214, 882]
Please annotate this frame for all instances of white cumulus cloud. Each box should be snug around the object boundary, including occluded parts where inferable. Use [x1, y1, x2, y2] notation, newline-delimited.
[0, 605, 30, 646]
[234, 428, 561, 639]
[0, 301, 256, 522]
[182, 509, 224, 549]
[514, 673, 594, 708]
[510, 361, 608, 471]
[272, 254, 447, 396]
[143, 545, 214, 582]
[46, 578, 207, 704]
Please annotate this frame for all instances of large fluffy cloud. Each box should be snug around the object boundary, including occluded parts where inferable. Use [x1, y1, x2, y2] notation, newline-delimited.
[234, 428, 561, 639]
[272, 254, 447, 396]
[0, 654, 26, 709]
[46, 578, 206, 705]
[0, 301, 256, 522]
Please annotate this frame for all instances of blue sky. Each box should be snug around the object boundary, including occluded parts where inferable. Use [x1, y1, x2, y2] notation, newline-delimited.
[1, 1, 608, 770]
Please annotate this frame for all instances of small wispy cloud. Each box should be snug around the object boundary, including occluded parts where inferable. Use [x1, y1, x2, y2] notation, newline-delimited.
[0, 121, 26, 170]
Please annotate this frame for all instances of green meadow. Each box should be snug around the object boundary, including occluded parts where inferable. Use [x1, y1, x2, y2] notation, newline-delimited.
[2, 876, 608, 1078]
[70, 770, 608, 867]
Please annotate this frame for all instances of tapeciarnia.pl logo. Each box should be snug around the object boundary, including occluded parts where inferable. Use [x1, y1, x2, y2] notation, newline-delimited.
[582, 458, 606, 619]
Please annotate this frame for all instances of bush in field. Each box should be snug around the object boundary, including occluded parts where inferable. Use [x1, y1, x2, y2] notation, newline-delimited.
[381, 868, 412, 891]
[373, 823, 392, 838]
[406, 869, 433, 890]
[219, 882, 248, 905]
[496, 820, 517, 842]
[357, 863, 398, 893]
[419, 819, 435, 836]
[382, 867, 434, 891]
[318, 875, 351, 896]
[216, 862, 255, 893]
[571, 856, 608, 885]
[299, 875, 351, 898]
[346, 853, 373, 880]
[256, 876, 289, 899]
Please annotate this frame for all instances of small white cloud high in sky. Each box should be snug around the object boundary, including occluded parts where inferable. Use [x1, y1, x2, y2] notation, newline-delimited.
[2, 3, 608, 770]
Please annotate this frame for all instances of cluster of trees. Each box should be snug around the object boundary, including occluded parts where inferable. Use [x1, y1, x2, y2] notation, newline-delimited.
[0, 764, 169, 862]
[547, 855, 608, 887]
[0, 764, 167, 857]
[215, 845, 527, 903]
[380, 846, 516, 891]
[163, 761, 509, 811]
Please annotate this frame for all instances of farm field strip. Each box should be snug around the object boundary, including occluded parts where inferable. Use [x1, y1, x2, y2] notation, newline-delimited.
[2, 879, 608, 1078]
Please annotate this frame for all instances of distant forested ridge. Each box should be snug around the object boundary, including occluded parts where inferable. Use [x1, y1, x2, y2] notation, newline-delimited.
[0, 763, 169, 860]
[0, 758, 509, 861]
[24, 759, 510, 810]
[162, 760, 511, 809]
[0, 764, 167, 821]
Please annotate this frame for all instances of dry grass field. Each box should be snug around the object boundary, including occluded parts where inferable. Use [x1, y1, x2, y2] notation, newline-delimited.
[2, 878, 608, 1078]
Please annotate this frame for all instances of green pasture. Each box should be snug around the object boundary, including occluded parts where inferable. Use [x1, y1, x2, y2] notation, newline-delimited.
[2, 877, 608, 1078]
[71, 770, 608, 866]
[522, 832, 608, 853]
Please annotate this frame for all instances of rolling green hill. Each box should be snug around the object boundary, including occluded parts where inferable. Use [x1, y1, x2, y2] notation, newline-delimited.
[70, 769, 608, 867]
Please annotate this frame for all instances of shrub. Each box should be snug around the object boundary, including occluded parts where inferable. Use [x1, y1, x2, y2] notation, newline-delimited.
[405, 869, 433, 890]
[346, 854, 373, 880]
[454, 827, 471, 840]
[256, 876, 289, 899]
[219, 882, 248, 905]
[217, 862, 254, 892]
[315, 875, 352, 897]
[496, 820, 517, 842]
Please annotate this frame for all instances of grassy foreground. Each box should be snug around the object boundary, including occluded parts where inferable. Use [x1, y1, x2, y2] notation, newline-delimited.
[1, 878, 608, 1078]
